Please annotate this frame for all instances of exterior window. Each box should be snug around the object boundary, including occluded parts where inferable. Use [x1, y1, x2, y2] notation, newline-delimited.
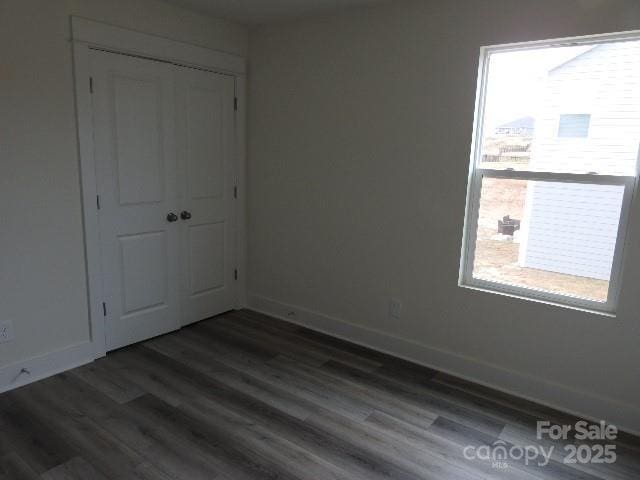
[558, 114, 591, 137]
[460, 33, 640, 314]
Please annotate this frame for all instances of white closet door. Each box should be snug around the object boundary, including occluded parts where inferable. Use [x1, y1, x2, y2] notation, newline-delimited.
[174, 67, 236, 325]
[90, 50, 181, 350]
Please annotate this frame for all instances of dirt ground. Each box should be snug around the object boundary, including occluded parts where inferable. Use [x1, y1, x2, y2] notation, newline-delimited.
[472, 177, 608, 302]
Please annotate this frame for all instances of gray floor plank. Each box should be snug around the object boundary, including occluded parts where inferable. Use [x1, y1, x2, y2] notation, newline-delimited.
[40, 456, 109, 480]
[0, 309, 634, 480]
[69, 358, 145, 404]
[321, 359, 507, 437]
[222, 310, 383, 371]
[269, 354, 439, 429]
[306, 409, 485, 480]
[365, 410, 539, 480]
[0, 452, 39, 480]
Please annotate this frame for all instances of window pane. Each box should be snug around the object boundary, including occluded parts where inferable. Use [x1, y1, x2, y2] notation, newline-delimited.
[558, 114, 590, 138]
[478, 40, 640, 175]
[472, 177, 624, 302]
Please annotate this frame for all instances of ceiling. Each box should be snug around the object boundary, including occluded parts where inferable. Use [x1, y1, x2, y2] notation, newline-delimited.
[162, 0, 393, 25]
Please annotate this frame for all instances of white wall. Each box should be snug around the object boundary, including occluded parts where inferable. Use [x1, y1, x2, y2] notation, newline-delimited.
[0, 0, 246, 376]
[247, 0, 640, 432]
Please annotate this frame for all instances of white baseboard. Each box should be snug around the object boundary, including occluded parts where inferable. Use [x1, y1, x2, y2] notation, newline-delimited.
[248, 293, 640, 436]
[0, 341, 95, 394]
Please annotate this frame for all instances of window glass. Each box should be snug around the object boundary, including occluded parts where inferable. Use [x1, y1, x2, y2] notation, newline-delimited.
[478, 40, 640, 175]
[471, 177, 624, 303]
[558, 114, 591, 138]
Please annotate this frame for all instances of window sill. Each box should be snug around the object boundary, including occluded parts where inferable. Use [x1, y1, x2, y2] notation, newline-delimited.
[458, 281, 617, 318]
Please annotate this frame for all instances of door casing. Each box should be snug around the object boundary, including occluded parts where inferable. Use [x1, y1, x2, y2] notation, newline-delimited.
[72, 16, 247, 358]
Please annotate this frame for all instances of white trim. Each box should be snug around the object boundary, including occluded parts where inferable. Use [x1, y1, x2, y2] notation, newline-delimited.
[248, 294, 640, 436]
[477, 169, 633, 185]
[459, 45, 490, 285]
[459, 30, 640, 315]
[71, 17, 245, 75]
[462, 172, 635, 315]
[73, 41, 107, 358]
[72, 17, 247, 357]
[234, 75, 248, 308]
[480, 28, 640, 54]
[0, 342, 94, 394]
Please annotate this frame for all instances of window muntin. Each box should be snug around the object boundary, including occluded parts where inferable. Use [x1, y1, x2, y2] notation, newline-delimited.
[461, 33, 639, 313]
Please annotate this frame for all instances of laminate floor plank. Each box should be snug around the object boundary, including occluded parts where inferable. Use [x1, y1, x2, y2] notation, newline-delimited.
[320, 360, 507, 437]
[380, 368, 548, 434]
[40, 456, 109, 480]
[0, 309, 635, 480]
[127, 386, 354, 480]
[190, 321, 282, 362]
[500, 423, 640, 480]
[432, 373, 582, 429]
[0, 452, 39, 480]
[364, 410, 539, 480]
[230, 309, 303, 333]
[148, 333, 373, 423]
[172, 395, 357, 480]
[269, 354, 438, 429]
[222, 310, 383, 371]
[429, 417, 605, 480]
[201, 318, 332, 367]
[69, 358, 145, 404]
[0, 399, 75, 474]
[146, 334, 318, 421]
[292, 325, 439, 373]
[139, 348, 428, 480]
[306, 409, 487, 480]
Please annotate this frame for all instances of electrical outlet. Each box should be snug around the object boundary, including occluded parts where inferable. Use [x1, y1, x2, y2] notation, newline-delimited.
[0, 321, 14, 344]
[389, 299, 402, 319]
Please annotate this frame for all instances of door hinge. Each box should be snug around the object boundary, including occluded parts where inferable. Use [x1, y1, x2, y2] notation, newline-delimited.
[234, 97, 238, 111]
[89, 77, 94, 94]
[233, 185, 238, 199]
[102, 302, 107, 316]
[234, 269, 238, 281]
[96, 195, 101, 210]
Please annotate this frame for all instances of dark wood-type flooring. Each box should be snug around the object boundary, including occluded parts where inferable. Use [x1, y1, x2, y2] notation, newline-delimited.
[1, 309, 639, 479]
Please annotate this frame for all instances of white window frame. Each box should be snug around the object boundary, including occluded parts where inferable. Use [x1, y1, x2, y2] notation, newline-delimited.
[459, 30, 640, 315]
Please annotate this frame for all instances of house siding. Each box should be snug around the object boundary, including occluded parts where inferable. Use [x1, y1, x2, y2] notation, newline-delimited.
[520, 41, 640, 281]
[519, 182, 624, 281]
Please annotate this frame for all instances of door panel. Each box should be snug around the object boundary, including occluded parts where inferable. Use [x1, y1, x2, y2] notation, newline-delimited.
[188, 222, 225, 294]
[175, 67, 236, 325]
[120, 232, 168, 313]
[91, 50, 181, 350]
[186, 88, 225, 199]
[113, 75, 165, 205]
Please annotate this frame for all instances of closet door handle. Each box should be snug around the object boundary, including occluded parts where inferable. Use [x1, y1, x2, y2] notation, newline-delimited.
[180, 210, 192, 220]
[167, 212, 178, 222]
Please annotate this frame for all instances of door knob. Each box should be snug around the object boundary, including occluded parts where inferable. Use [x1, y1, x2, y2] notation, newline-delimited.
[167, 212, 178, 222]
[180, 210, 192, 220]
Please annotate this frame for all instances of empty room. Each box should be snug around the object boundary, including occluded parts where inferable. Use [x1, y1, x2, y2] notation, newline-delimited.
[2, 0, 640, 478]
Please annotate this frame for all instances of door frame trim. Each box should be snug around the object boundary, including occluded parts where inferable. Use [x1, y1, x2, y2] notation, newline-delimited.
[72, 16, 247, 358]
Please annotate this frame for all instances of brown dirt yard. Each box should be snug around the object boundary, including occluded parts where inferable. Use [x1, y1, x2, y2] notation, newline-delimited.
[472, 177, 608, 302]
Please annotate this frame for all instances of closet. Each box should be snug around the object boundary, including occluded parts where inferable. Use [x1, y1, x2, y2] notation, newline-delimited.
[90, 49, 236, 350]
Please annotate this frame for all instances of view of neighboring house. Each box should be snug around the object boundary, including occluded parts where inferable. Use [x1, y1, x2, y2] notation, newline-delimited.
[517, 41, 640, 282]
